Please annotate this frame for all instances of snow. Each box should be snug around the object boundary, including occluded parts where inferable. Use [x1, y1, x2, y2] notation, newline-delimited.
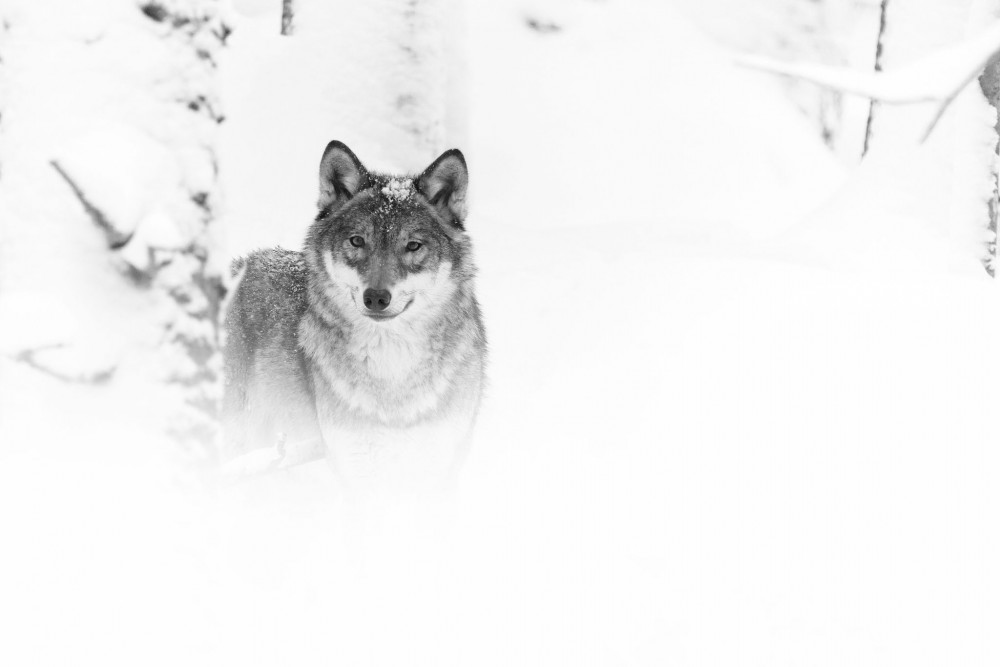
[466, 0, 845, 241]
[217, 0, 464, 254]
[1, 1, 999, 666]
[0, 0, 223, 389]
[738, 4, 1000, 270]
[738, 17, 1000, 106]
[53, 125, 181, 239]
[381, 177, 414, 201]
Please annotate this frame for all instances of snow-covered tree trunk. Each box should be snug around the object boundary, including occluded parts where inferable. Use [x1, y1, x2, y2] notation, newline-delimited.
[979, 56, 1000, 273]
[978, 13, 1000, 274]
[219, 0, 466, 253]
[292, 0, 463, 170]
[960, 0, 1000, 275]
[281, 0, 294, 36]
[0, 0, 229, 458]
[865, 0, 999, 274]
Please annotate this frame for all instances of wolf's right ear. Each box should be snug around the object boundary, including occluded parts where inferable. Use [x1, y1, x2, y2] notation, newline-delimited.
[318, 141, 368, 211]
[416, 149, 469, 227]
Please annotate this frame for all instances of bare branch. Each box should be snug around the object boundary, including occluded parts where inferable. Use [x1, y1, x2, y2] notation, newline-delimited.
[50, 160, 133, 250]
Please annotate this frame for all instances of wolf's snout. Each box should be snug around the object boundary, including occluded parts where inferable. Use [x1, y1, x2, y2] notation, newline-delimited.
[363, 288, 392, 312]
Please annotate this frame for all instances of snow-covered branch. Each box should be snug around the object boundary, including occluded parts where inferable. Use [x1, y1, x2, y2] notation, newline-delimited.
[737, 20, 1000, 141]
[50, 161, 134, 250]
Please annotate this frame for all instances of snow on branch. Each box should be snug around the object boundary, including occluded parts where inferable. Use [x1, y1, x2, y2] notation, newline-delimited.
[736, 20, 1000, 141]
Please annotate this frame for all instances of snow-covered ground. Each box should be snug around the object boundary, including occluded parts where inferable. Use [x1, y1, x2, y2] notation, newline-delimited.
[1, 1, 998, 665]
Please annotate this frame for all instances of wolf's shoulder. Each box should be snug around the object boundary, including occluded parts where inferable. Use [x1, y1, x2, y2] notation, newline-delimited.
[235, 247, 307, 291]
[233, 247, 306, 279]
[230, 247, 310, 323]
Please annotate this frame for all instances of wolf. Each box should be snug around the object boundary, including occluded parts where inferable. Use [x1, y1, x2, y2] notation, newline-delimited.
[222, 141, 487, 494]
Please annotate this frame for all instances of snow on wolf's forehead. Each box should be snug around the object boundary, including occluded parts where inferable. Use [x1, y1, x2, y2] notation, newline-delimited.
[380, 178, 413, 202]
[368, 177, 420, 228]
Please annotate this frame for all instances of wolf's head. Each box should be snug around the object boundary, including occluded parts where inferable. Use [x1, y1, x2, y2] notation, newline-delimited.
[305, 141, 475, 327]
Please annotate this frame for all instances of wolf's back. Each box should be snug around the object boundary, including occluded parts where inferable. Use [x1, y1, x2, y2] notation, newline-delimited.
[222, 248, 322, 467]
[226, 248, 309, 354]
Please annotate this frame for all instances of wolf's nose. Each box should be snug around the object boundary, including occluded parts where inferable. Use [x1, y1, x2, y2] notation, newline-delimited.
[363, 288, 392, 312]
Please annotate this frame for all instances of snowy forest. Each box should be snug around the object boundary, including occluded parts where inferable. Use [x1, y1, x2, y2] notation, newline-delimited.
[1, 0, 998, 665]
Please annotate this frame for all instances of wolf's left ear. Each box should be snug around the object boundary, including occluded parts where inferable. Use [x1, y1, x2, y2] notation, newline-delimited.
[318, 140, 369, 211]
[416, 149, 469, 227]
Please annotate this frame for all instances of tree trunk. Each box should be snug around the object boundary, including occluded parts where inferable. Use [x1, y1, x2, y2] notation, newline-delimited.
[968, 0, 1000, 275]
[219, 0, 467, 254]
[862, 0, 889, 156]
[281, 0, 295, 36]
[294, 0, 464, 170]
[978, 33, 1000, 275]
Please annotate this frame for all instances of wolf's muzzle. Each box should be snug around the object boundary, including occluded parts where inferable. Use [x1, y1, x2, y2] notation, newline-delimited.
[363, 288, 392, 312]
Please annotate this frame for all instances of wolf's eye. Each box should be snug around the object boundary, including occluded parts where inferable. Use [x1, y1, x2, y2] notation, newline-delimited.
[349, 236, 365, 248]
[405, 241, 423, 252]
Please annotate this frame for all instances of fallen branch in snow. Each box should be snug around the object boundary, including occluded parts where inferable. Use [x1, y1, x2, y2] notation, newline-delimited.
[736, 20, 1000, 142]
[50, 160, 134, 250]
[11, 345, 116, 385]
[221, 437, 325, 477]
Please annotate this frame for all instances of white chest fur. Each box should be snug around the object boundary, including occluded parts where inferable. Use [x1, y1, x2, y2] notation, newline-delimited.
[347, 322, 423, 384]
[320, 321, 452, 423]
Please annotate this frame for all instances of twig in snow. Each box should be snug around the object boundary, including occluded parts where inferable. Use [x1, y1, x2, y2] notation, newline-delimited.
[11, 345, 116, 385]
[50, 160, 133, 250]
[525, 17, 562, 34]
